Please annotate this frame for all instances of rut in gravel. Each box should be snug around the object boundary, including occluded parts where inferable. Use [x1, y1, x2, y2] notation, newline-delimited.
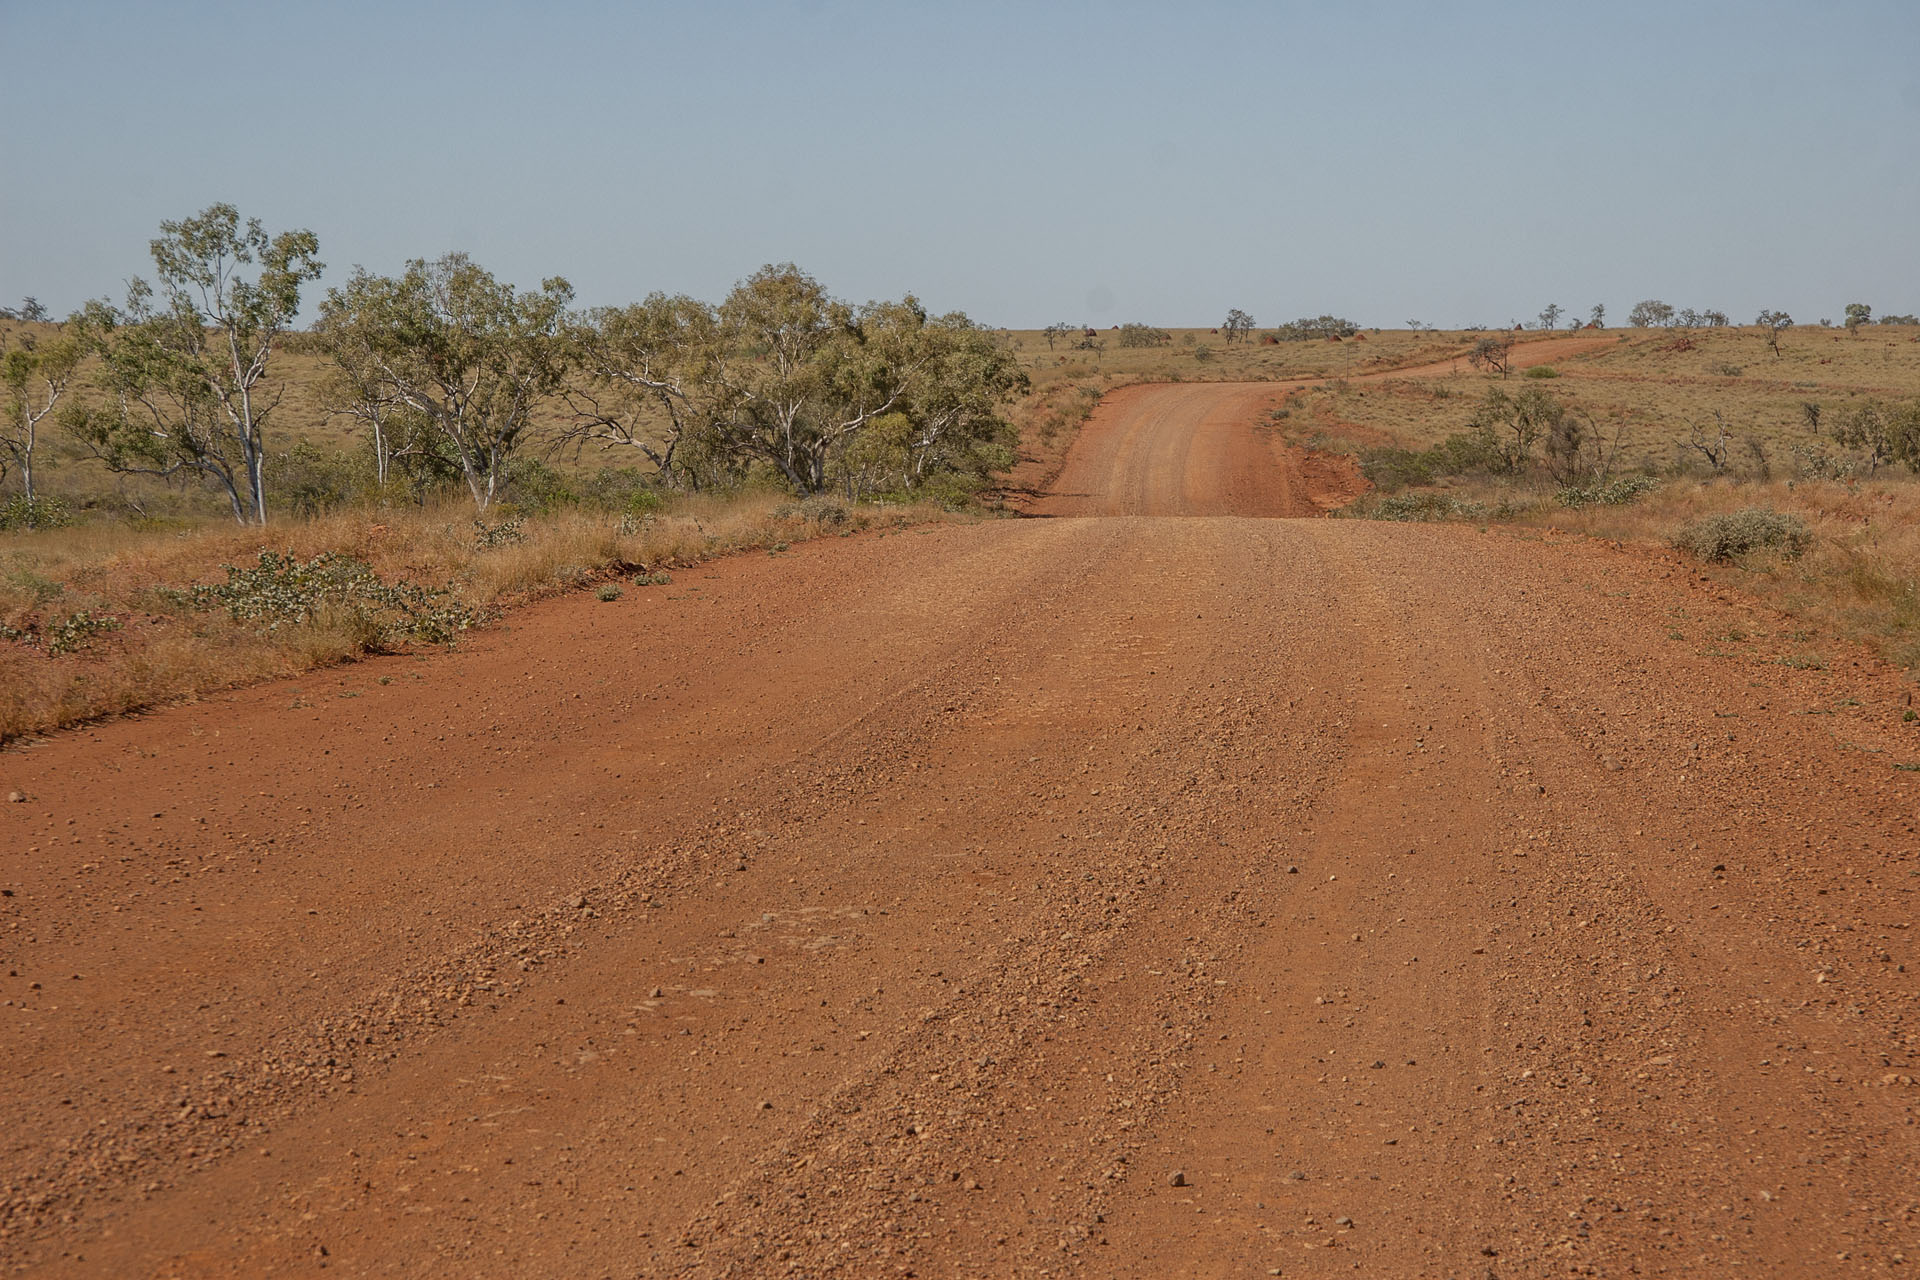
[2, 370, 1916, 1278]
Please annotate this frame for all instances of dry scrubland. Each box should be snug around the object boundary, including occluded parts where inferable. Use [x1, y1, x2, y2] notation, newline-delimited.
[1274, 324, 1920, 668]
[5, 319, 1920, 741]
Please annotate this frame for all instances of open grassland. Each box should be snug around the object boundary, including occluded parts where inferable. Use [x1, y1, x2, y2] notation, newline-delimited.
[1294, 323, 1920, 672]
[1284, 324, 1920, 469]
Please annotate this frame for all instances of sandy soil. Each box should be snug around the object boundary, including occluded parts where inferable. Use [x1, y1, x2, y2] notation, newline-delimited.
[3, 373, 1917, 1277]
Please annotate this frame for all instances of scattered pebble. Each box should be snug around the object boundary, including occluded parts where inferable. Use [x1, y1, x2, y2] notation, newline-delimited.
[1169, 1170, 1188, 1187]
[7, 791, 25, 804]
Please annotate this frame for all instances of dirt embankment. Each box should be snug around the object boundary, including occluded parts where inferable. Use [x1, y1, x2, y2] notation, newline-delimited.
[2, 374, 1916, 1277]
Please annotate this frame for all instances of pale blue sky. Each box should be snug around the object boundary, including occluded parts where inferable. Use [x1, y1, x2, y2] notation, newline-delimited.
[3, 0, 1915, 327]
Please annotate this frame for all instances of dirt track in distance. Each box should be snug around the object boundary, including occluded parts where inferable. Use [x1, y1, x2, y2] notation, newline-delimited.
[3, 369, 1917, 1277]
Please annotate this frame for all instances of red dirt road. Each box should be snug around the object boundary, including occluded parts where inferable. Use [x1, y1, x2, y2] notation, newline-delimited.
[4, 381, 1918, 1277]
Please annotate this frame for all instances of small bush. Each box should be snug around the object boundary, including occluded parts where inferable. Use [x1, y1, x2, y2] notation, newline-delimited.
[162, 551, 475, 645]
[633, 570, 672, 587]
[1524, 366, 1559, 379]
[1, 609, 122, 654]
[1673, 507, 1812, 563]
[472, 516, 527, 549]
[772, 496, 849, 525]
[596, 584, 623, 602]
[1359, 428, 1505, 493]
[0, 495, 74, 531]
[45, 611, 122, 656]
[1557, 476, 1659, 508]
[1349, 491, 1490, 522]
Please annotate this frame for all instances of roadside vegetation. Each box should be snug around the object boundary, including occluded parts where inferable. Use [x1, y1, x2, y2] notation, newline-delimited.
[1286, 313, 1920, 669]
[7, 211, 1918, 736]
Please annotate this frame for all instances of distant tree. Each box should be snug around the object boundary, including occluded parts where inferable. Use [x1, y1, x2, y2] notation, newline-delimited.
[1221, 309, 1256, 342]
[16, 297, 50, 324]
[2, 319, 88, 517]
[1799, 401, 1821, 435]
[1538, 302, 1563, 332]
[1272, 315, 1358, 341]
[1845, 302, 1872, 333]
[1467, 332, 1513, 378]
[1702, 310, 1730, 327]
[1879, 313, 1919, 326]
[1589, 303, 1606, 329]
[68, 204, 322, 524]
[1675, 308, 1702, 329]
[1628, 299, 1674, 328]
[316, 253, 573, 510]
[1756, 309, 1793, 357]
[1042, 322, 1077, 351]
[1116, 323, 1172, 348]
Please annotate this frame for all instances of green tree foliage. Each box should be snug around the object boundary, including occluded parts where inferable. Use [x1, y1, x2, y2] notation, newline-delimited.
[1831, 399, 1920, 472]
[1221, 310, 1256, 342]
[1115, 323, 1172, 348]
[1844, 302, 1872, 333]
[1538, 302, 1563, 331]
[1628, 299, 1674, 328]
[558, 293, 730, 490]
[2, 319, 88, 516]
[1467, 332, 1513, 378]
[1272, 315, 1358, 341]
[1589, 303, 1606, 329]
[1756, 309, 1793, 357]
[706, 265, 1026, 496]
[316, 254, 574, 510]
[68, 205, 322, 524]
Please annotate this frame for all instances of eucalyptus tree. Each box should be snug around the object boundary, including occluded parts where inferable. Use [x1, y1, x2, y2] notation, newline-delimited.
[318, 254, 573, 510]
[708, 265, 912, 494]
[2, 319, 88, 515]
[69, 205, 321, 523]
[1221, 309, 1256, 342]
[557, 293, 730, 488]
[889, 312, 1027, 486]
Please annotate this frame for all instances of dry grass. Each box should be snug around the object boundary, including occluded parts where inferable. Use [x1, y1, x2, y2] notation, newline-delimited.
[0, 492, 964, 743]
[1290, 325, 1920, 674]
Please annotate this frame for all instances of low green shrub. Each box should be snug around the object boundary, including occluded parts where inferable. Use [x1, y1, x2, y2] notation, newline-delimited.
[0, 495, 74, 531]
[472, 516, 527, 549]
[1673, 507, 1812, 563]
[161, 551, 474, 644]
[1557, 476, 1659, 508]
[1347, 491, 1490, 522]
